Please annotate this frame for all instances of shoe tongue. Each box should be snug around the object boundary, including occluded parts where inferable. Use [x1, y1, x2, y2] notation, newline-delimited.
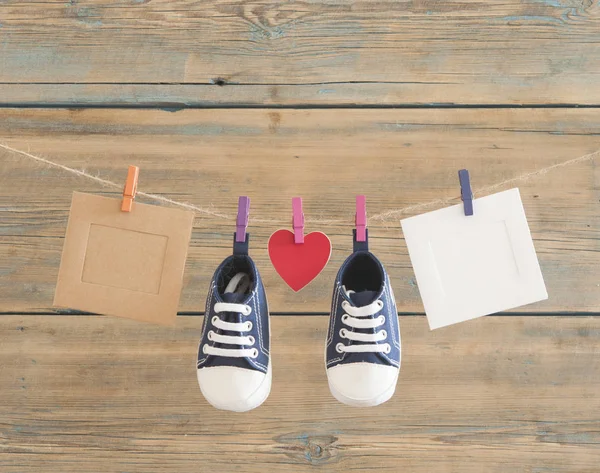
[220, 272, 250, 304]
[349, 290, 378, 307]
[221, 292, 247, 304]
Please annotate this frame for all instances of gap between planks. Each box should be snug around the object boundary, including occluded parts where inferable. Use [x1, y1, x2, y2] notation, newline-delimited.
[2, 103, 600, 109]
[2, 312, 600, 317]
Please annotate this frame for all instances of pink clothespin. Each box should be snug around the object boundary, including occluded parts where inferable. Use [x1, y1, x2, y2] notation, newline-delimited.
[355, 195, 367, 242]
[236, 196, 250, 242]
[292, 197, 304, 244]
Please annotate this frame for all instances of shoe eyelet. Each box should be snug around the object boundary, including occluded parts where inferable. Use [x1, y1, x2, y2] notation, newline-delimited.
[383, 344, 391, 354]
[376, 300, 384, 310]
[246, 321, 253, 331]
[202, 344, 208, 354]
[250, 348, 259, 358]
[378, 315, 385, 324]
[243, 305, 252, 316]
[380, 329, 387, 339]
[247, 335, 255, 345]
[211, 316, 219, 325]
[207, 331, 215, 341]
[339, 328, 347, 339]
[341, 301, 350, 311]
[335, 343, 345, 354]
[341, 314, 349, 323]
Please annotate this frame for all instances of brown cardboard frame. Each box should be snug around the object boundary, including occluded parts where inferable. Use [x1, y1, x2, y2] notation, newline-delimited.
[54, 192, 194, 325]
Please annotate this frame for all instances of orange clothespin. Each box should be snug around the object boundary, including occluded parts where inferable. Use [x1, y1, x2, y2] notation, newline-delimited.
[121, 165, 139, 212]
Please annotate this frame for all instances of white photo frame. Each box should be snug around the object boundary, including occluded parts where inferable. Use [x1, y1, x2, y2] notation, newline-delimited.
[401, 188, 548, 329]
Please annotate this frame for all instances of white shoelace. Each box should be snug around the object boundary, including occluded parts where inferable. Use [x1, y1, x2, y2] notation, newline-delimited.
[336, 288, 390, 354]
[203, 273, 258, 359]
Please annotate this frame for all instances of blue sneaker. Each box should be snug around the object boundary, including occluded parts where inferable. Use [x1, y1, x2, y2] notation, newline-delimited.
[325, 230, 401, 407]
[197, 238, 271, 412]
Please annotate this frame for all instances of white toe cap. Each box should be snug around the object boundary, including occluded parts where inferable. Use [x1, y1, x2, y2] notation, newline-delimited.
[197, 365, 270, 412]
[327, 362, 399, 407]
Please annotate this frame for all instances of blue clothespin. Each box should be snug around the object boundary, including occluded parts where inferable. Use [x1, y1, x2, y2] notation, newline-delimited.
[458, 169, 473, 216]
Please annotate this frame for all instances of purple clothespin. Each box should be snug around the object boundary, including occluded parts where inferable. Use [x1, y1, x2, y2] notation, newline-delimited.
[355, 195, 367, 242]
[292, 197, 305, 244]
[236, 196, 250, 242]
[458, 169, 473, 216]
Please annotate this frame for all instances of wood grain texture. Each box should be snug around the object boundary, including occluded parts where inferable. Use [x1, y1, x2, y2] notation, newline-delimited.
[1, 315, 600, 472]
[1, 0, 600, 105]
[1, 108, 599, 313]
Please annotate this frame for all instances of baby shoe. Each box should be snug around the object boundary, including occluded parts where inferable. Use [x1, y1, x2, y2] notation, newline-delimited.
[325, 229, 401, 407]
[197, 235, 271, 412]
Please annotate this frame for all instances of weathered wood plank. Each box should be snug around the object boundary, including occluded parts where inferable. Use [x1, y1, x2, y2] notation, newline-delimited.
[1, 315, 600, 472]
[0, 108, 599, 313]
[1, 0, 600, 105]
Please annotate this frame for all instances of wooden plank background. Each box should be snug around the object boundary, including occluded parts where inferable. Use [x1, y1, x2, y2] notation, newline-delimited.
[1, 0, 600, 105]
[2, 315, 600, 473]
[1, 108, 599, 313]
[2, 0, 600, 471]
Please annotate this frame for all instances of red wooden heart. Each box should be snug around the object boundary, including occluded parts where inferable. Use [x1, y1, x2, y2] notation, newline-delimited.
[268, 229, 332, 292]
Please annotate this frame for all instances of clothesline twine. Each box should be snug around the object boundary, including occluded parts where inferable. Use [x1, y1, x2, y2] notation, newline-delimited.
[1, 141, 598, 226]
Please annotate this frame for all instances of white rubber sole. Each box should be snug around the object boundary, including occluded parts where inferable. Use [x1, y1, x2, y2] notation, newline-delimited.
[326, 367, 398, 407]
[199, 362, 272, 413]
[324, 339, 400, 407]
[237, 362, 272, 412]
[198, 289, 272, 413]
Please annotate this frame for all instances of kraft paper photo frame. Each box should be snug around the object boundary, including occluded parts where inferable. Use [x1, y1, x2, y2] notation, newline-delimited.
[54, 192, 195, 325]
